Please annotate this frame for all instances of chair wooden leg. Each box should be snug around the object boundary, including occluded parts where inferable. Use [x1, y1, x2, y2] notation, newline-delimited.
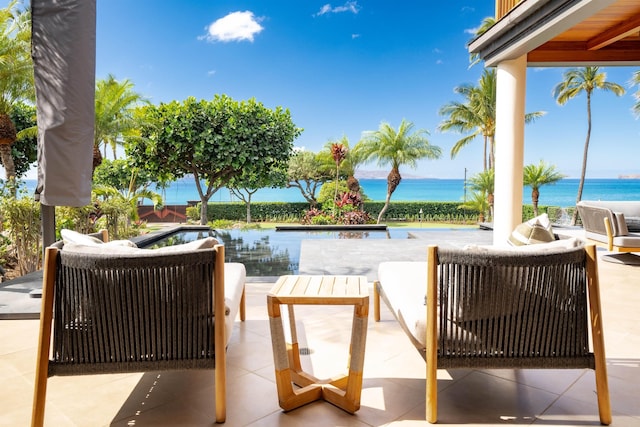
[426, 246, 438, 424]
[585, 244, 612, 425]
[215, 348, 226, 423]
[239, 286, 246, 321]
[31, 248, 58, 427]
[373, 281, 380, 322]
[214, 245, 227, 423]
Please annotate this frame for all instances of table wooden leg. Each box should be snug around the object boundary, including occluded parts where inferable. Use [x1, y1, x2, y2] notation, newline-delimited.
[323, 299, 369, 413]
[268, 297, 323, 411]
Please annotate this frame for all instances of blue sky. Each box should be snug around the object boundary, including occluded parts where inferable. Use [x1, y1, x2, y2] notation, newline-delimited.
[28, 1, 640, 179]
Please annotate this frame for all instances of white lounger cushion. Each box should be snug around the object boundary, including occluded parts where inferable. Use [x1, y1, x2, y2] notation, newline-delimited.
[222, 262, 246, 343]
[378, 261, 429, 348]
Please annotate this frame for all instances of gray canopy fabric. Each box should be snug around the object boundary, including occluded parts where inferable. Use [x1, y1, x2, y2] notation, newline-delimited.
[31, 0, 96, 246]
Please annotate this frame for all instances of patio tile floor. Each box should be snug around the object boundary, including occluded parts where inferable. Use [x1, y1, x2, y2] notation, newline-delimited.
[1, 232, 639, 426]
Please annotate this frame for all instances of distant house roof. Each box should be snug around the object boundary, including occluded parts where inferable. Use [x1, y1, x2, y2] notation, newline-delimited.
[469, 0, 640, 67]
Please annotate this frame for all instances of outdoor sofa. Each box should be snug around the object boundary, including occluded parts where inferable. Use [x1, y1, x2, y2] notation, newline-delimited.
[373, 238, 610, 424]
[577, 200, 640, 252]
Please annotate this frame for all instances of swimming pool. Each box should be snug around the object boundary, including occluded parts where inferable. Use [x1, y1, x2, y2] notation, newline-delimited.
[136, 226, 432, 277]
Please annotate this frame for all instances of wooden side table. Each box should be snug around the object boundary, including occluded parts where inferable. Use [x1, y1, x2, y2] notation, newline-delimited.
[267, 275, 369, 413]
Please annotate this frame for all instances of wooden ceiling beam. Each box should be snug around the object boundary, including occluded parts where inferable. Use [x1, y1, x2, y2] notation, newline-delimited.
[529, 40, 640, 63]
[586, 14, 640, 50]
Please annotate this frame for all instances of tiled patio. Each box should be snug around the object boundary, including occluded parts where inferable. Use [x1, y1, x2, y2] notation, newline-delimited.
[1, 233, 639, 426]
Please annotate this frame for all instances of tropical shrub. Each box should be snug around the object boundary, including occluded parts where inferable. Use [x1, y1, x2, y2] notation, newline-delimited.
[0, 193, 41, 275]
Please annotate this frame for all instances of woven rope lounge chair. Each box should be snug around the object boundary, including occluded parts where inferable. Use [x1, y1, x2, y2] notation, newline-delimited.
[31, 231, 246, 426]
[577, 200, 640, 253]
[373, 243, 611, 425]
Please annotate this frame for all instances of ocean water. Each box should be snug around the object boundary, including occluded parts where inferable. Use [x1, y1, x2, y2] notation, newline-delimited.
[19, 177, 640, 208]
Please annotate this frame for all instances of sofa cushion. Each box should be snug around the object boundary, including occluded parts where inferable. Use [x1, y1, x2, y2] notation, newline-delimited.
[466, 237, 582, 253]
[61, 229, 138, 248]
[508, 214, 555, 246]
[377, 261, 477, 350]
[63, 237, 218, 255]
[613, 212, 629, 236]
[625, 216, 640, 232]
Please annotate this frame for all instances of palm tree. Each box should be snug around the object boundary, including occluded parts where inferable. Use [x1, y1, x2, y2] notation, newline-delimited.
[553, 67, 625, 225]
[630, 70, 640, 118]
[438, 69, 544, 171]
[355, 119, 442, 224]
[523, 160, 566, 217]
[0, 1, 33, 182]
[94, 74, 148, 170]
[466, 168, 494, 222]
[93, 170, 163, 238]
[468, 17, 495, 68]
[458, 191, 489, 223]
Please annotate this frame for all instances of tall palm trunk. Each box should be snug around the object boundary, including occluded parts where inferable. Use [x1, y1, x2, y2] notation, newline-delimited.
[531, 188, 540, 216]
[0, 113, 17, 184]
[377, 167, 401, 224]
[93, 144, 103, 172]
[0, 144, 15, 181]
[482, 135, 488, 171]
[571, 92, 592, 225]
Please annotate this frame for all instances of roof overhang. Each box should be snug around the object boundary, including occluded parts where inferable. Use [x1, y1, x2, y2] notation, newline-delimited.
[469, 0, 640, 67]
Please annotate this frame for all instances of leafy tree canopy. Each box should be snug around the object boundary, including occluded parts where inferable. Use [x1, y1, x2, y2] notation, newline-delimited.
[5, 101, 36, 178]
[287, 149, 333, 207]
[128, 95, 301, 224]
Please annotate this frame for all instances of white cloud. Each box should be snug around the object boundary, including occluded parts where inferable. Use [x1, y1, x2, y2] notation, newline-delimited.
[352, 33, 360, 39]
[314, 1, 360, 16]
[201, 11, 264, 43]
[464, 26, 479, 35]
[207, 70, 216, 76]
[316, 4, 332, 16]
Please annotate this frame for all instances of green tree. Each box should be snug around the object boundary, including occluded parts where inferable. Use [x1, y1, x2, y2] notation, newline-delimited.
[0, 0, 33, 181]
[130, 95, 300, 224]
[438, 69, 545, 171]
[228, 167, 288, 223]
[523, 160, 566, 217]
[553, 66, 625, 224]
[466, 168, 494, 222]
[287, 149, 333, 207]
[93, 74, 148, 170]
[93, 158, 163, 197]
[93, 168, 163, 238]
[8, 101, 37, 179]
[355, 119, 442, 224]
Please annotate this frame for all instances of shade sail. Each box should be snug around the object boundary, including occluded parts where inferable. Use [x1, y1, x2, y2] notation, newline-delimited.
[32, 0, 96, 207]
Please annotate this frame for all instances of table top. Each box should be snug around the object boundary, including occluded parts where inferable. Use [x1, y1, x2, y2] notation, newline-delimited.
[268, 275, 369, 305]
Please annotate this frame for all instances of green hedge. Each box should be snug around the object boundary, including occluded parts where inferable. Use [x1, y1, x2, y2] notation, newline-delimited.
[185, 201, 572, 224]
[362, 201, 473, 222]
[188, 202, 309, 222]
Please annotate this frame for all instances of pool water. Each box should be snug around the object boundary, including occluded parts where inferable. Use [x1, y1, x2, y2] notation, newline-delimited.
[145, 227, 425, 277]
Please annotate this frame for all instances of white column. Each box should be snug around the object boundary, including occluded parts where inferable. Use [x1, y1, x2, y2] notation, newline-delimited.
[493, 55, 527, 245]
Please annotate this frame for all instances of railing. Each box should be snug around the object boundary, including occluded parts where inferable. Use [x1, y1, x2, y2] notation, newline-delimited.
[496, 0, 522, 19]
